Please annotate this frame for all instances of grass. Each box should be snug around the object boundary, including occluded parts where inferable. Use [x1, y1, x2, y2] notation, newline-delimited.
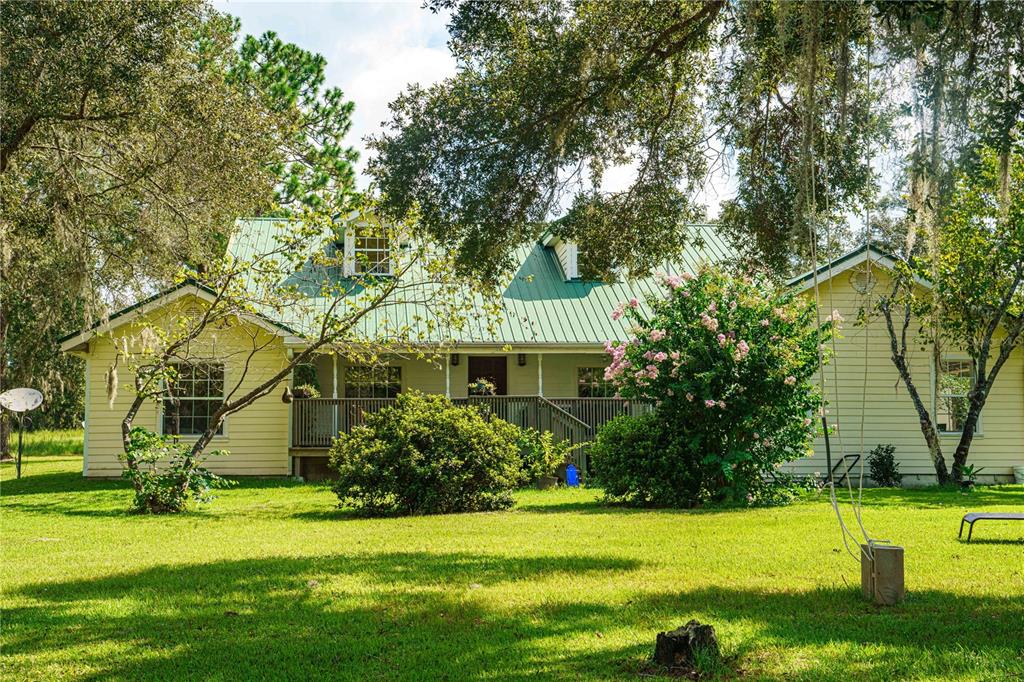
[2, 430, 1023, 681]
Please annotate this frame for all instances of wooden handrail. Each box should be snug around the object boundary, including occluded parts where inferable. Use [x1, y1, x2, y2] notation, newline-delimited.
[290, 396, 648, 464]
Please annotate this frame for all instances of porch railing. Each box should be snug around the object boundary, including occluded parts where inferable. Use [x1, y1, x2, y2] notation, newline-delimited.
[290, 395, 650, 473]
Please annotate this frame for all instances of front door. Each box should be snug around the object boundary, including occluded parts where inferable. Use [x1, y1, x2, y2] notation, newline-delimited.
[467, 356, 508, 395]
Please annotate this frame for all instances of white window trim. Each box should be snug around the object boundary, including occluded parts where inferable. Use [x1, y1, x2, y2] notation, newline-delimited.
[931, 354, 981, 438]
[344, 365, 402, 399]
[157, 362, 229, 440]
[343, 227, 393, 277]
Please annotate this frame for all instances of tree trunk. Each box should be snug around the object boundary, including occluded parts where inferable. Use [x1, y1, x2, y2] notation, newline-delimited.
[950, 390, 986, 482]
[0, 414, 10, 460]
[880, 297, 951, 485]
[902, 371, 949, 485]
[120, 374, 150, 492]
[0, 309, 10, 459]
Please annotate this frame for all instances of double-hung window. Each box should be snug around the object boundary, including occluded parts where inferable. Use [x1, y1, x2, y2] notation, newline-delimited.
[345, 366, 401, 398]
[936, 358, 974, 433]
[163, 362, 225, 436]
[577, 367, 617, 398]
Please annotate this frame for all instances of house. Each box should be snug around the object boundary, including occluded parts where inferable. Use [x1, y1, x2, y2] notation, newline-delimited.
[786, 245, 1023, 485]
[60, 221, 1023, 484]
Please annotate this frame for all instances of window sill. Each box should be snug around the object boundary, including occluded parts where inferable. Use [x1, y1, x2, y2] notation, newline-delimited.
[162, 433, 228, 441]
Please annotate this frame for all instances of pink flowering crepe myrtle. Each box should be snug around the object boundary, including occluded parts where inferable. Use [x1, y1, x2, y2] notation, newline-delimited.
[595, 265, 834, 505]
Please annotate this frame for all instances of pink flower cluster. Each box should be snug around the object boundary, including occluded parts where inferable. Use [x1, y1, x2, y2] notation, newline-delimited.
[660, 271, 695, 291]
[662, 274, 685, 289]
[610, 297, 641, 321]
[784, 375, 796, 386]
[732, 339, 750, 362]
[643, 350, 668, 362]
[700, 312, 719, 332]
[649, 328, 667, 342]
[603, 339, 633, 382]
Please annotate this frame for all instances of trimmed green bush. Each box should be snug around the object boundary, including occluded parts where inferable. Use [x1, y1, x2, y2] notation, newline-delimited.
[329, 391, 524, 515]
[589, 412, 704, 507]
[868, 443, 902, 487]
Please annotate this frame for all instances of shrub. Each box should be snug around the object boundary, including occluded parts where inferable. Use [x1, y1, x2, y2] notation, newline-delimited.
[590, 412, 704, 506]
[517, 427, 576, 484]
[329, 391, 524, 515]
[601, 266, 838, 506]
[121, 427, 232, 514]
[868, 444, 902, 487]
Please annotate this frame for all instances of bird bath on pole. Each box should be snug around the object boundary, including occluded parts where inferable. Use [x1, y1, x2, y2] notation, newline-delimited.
[0, 388, 43, 479]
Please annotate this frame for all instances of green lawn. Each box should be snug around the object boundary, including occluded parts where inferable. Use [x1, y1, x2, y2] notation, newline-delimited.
[2, 431, 1022, 681]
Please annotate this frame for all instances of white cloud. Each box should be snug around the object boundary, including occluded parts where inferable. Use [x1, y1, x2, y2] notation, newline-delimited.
[214, 1, 455, 186]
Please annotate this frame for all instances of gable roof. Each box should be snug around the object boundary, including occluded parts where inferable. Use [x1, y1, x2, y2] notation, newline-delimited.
[786, 244, 932, 293]
[61, 219, 737, 351]
[58, 281, 297, 353]
[228, 218, 736, 346]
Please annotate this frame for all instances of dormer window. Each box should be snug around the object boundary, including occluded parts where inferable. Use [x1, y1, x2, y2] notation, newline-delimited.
[540, 233, 579, 281]
[343, 228, 392, 276]
[355, 233, 391, 275]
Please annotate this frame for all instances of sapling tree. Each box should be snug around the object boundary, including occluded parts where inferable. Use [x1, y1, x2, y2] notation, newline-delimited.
[105, 204, 492, 511]
[878, 149, 1024, 484]
[596, 267, 838, 505]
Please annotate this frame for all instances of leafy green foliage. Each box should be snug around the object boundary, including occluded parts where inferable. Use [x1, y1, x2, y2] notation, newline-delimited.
[329, 391, 524, 515]
[121, 427, 232, 514]
[516, 427, 575, 485]
[598, 267, 836, 506]
[715, 1, 891, 271]
[0, 1, 358, 464]
[590, 412, 696, 507]
[936, 149, 1024, 346]
[231, 31, 359, 211]
[369, 0, 721, 281]
[370, 2, 1021, 280]
[867, 443, 902, 488]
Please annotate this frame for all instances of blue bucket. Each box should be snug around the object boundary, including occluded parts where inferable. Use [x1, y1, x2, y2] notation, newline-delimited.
[565, 463, 580, 487]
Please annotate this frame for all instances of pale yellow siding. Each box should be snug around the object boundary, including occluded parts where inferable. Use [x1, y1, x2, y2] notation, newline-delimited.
[786, 270, 1024, 484]
[81, 303, 291, 478]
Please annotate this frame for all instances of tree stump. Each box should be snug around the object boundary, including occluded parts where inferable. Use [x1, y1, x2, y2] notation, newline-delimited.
[654, 620, 720, 668]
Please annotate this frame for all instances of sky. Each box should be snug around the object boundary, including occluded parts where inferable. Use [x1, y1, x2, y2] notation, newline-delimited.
[213, 1, 735, 216]
[213, 1, 456, 182]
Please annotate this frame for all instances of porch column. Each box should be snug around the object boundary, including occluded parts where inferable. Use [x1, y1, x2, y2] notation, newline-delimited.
[445, 354, 451, 398]
[332, 354, 339, 399]
[332, 354, 339, 438]
[537, 352, 544, 396]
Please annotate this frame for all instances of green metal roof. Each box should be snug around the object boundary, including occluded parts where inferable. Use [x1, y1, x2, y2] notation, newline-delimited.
[227, 218, 736, 347]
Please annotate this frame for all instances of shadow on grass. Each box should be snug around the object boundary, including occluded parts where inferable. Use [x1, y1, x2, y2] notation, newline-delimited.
[856, 485, 1024, 510]
[6, 551, 1022, 681]
[958, 537, 1024, 546]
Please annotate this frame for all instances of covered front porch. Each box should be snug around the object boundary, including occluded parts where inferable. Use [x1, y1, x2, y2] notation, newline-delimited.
[289, 394, 646, 478]
[287, 348, 641, 479]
